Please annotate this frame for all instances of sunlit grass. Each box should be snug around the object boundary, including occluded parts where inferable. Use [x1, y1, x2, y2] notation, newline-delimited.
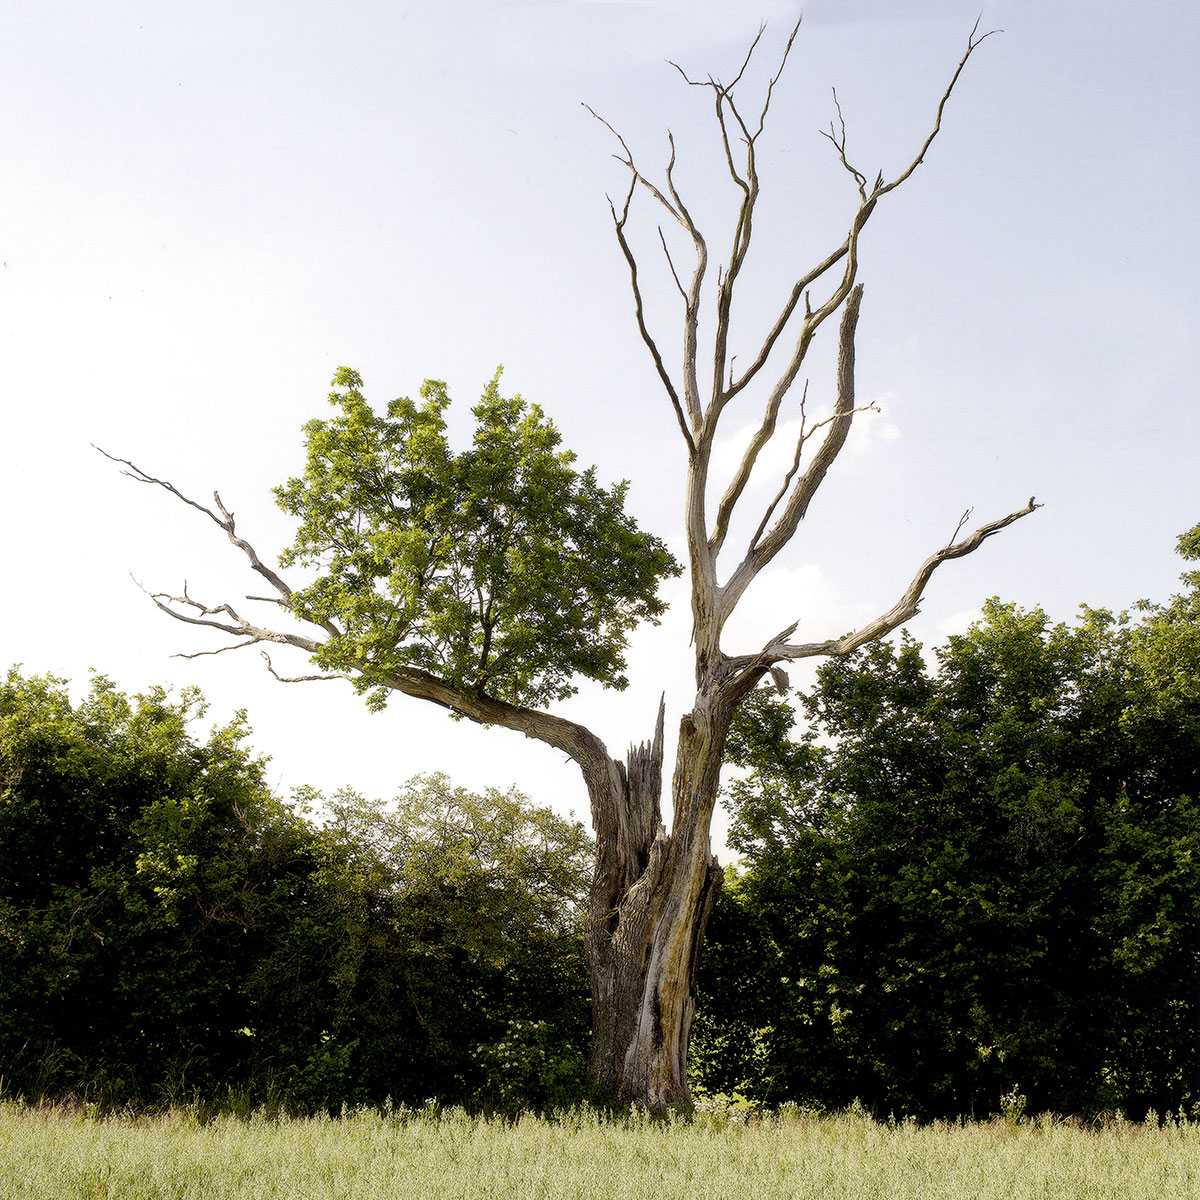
[3, 1099, 1199, 1199]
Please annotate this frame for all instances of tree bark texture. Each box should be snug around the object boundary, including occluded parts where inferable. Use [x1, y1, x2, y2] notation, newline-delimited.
[585, 699, 729, 1108]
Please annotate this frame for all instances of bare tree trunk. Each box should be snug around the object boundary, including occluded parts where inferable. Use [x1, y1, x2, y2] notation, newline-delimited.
[585, 694, 734, 1108]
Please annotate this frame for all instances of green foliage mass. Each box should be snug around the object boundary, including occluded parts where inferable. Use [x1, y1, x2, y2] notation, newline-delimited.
[695, 523, 1200, 1120]
[274, 368, 680, 710]
[254, 775, 591, 1110]
[0, 673, 591, 1110]
[0, 670, 303, 1103]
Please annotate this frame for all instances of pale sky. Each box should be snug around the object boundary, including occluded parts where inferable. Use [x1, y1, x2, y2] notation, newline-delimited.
[3, 1, 1198, 851]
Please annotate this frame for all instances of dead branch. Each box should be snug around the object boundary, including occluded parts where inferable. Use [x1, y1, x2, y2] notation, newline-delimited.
[715, 284, 864, 624]
[754, 17, 802, 138]
[723, 237, 858, 404]
[669, 23, 767, 93]
[605, 183, 696, 452]
[709, 376, 803, 559]
[658, 226, 688, 302]
[585, 111, 709, 436]
[260, 652, 354, 684]
[723, 23, 992, 410]
[748, 396, 880, 554]
[760, 497, 1042, 665]
[872, 20, 998, 203]
[95, 446, 341, 639]
[820, 89, 870, 199]
[135, 577, 323, 658]
[747, 283, 864, 565]
[668, 23, 805, 416]
[581, 104, 684, 225]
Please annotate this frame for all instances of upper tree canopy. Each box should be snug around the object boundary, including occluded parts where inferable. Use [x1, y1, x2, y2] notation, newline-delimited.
[273, 367, 680, 710]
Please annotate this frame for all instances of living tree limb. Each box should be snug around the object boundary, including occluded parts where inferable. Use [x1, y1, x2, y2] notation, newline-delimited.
[99, 450, 627, 794]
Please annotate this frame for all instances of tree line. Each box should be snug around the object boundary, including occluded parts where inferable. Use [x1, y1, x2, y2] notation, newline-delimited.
[695, 524, 1200, 1119]
[0, 676, 591, 1111]
[3, 524, 1198, 1117]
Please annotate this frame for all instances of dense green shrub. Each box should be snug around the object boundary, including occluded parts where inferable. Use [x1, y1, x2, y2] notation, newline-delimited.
[243, 775, 592, 1109]
[0, 674, 590, 1109]
[0, 672, 308, 1102]
[695, 526, 1200, 1119]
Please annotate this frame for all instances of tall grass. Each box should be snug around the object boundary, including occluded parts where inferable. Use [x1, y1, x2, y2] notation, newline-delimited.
[2, 1100, 1198, 1199]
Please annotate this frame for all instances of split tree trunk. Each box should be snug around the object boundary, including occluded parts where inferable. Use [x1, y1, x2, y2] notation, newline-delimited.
[585, 695, 732, 1109]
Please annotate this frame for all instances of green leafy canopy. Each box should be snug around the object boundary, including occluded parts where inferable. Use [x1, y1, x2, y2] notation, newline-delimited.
[696, 528, 1200, 1118]
[274, 368, 681, 709]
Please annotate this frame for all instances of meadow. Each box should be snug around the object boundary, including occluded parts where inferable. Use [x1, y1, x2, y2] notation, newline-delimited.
[3, 1100, 1199, 1200]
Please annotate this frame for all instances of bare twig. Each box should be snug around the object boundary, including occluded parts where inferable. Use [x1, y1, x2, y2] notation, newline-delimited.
[261, 652, 354, 684]
[872, 20, 998, 201]
[719, 283, 865, 610]
[136, 576, 323, 657]
[819, 89, 869, 198]
[726, 24, 992, 407]
[658, 227, 688, 302]
[586, 111, 709, 437]
[754, 17, 802, 138]
[605, 185, 696, 452]
[582, 104, 683, 224]
[95, 446, 341, 639]
[748, 395, 881, 553]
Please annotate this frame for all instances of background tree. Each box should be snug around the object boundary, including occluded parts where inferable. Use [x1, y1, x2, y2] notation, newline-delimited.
[247, 774, 592, 1110]
[696, 528, 1200, 1118]
[0, 669, 308, 1103]
[101, 21, 1035, 1107]
[0, 672, 591, 1109]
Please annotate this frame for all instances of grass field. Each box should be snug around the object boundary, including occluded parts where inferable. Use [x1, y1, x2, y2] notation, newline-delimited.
[3, 1100, 1199, 1199]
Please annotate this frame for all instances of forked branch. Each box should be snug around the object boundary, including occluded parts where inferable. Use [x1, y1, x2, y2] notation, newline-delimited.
[715, 284, 864, 623]
[748, 283, 864, 567]
[723, 20, 994, 409]
[95, 447, 341, 640]
[134, 577, 323, 662]
[748, 393, 881, 554]
[100, 450, 626, 788]
[755, 497, 1042, 666]
[871, 18, 998, 203]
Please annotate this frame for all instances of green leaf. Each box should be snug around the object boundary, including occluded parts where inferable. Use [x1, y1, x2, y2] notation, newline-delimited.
[274, 369, 680, 708]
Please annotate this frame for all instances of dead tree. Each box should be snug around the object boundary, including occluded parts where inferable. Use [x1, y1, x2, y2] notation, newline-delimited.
[103, 20, 1037, 1109]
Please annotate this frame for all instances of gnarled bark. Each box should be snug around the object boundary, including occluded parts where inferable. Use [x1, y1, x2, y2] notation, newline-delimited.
[585, 698, 727, 1107]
